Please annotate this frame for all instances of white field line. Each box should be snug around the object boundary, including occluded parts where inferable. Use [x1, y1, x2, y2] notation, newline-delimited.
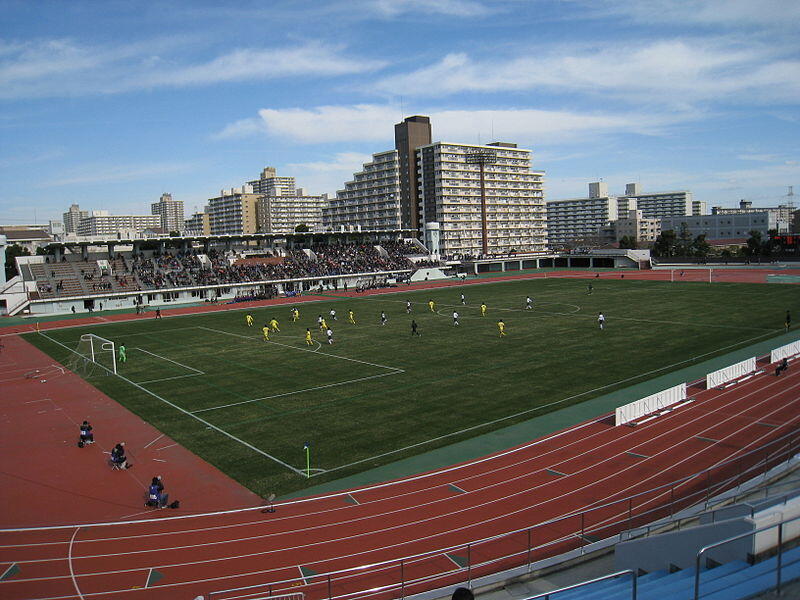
[137, 372, 206, 385]
[37, 332, 306, 477]
[193, 371, 404, 414]
[316, 328, 780, 476]
[10, 390, 796, 594]
[198, 326, 405, 372]
[0, 342, 785, 541]
[1, 368, 790, 579]
[131, 347, 204, 375]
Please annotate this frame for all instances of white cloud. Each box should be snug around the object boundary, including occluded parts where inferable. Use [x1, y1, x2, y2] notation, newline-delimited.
[287, 152, 375, 196]
[0, 40, 385, 99]
[577, 0, 800, 29]
[366, 0, 491, 17]
[370, 39, 800, 105]
[211, 118, 268, 140]
[37, 162, 192, 187]
[228, 103, 697, 145]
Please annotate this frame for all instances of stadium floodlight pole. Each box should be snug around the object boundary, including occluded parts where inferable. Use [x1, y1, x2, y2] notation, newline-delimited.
[304, 442, 310, 478]
[465, 149, 498, 256]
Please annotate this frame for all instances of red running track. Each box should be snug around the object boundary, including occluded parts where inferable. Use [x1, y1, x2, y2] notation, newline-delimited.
[1, 357, 798, 600]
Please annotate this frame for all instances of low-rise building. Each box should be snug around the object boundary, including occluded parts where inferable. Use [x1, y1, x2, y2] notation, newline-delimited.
[660, 211, 780, 240]
[612, 210, 661, 243]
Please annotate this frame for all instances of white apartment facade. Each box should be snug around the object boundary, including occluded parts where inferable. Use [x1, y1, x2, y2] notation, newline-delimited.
[151, 193, 185, 233]
[613, 210, 661, 243]
[323, 150, 402, 231]
[546, 183, 619, 247]
[76, 212, 161, 237]
[248, 167, 297, 197]
[63, 204, 89, 234]
[621, 183, 699, 219]
[415, 142, 546, 256]
[257, 192, 328, 233]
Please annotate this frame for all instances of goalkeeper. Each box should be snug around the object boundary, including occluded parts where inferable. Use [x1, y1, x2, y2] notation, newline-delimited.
[119, 342, 127, 364]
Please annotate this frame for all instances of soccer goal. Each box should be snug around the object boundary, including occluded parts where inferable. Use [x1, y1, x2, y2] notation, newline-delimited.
[68, 333, 118, 375]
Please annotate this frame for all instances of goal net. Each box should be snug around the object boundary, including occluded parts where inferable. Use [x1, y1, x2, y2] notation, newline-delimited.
[67, 334, 118, 376]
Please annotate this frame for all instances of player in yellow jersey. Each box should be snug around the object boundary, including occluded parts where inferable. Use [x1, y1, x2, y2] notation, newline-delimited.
[497, 319, 506, 337]
[262, 324, 270, 341]
[348, 309, 356, 325]
[320, 317, 328, 331]
[428, 299, 435, 312]
[305, 328, 313, 346]
[292, 307, 300, 322]
[269, 317, 280, 332]
[480, 302, 487, 317]
[246, 313, 254, 327]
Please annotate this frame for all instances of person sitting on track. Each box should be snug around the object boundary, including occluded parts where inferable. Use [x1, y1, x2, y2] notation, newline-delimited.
[110, 442, 132, 470]
[78, 420, 94, 447]
[146, 476, 168, 508]
[775, 357, 789, 377]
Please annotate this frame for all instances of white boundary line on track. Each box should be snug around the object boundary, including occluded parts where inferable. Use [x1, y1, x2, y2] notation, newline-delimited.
[36, 332, 306, 477]
[4, 371, 794, 573]
[67, 527, 85, 600]
[8, 407, 797, 599]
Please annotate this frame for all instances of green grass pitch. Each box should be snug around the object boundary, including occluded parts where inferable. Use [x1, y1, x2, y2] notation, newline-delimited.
[23, 277, 796, 496]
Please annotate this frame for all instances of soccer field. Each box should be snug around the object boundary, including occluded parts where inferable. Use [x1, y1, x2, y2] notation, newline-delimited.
[24, 277, 795, 496]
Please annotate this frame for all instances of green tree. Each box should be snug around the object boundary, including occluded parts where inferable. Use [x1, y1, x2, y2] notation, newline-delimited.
[618, 235, 638, 249]
[4, 244, 31, 280]
[745, 230, 763, 256]
[652, 229, 677, 257]
[676, 222, 693, 256]
[691, 234, 711, 258]
[294, 224, 310, 232]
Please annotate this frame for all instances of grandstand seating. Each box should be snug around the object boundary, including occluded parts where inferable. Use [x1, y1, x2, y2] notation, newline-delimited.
[23, 242, 427, 298]
[540, 547, 800, 599]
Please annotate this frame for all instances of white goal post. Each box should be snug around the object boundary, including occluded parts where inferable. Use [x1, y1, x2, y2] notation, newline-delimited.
[77, 333, 118, 374]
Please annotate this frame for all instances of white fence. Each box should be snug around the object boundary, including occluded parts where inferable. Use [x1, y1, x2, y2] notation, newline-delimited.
[615, 383, 687, 426]
[771, 341, 800, 364]
[706, 357, 756, 389]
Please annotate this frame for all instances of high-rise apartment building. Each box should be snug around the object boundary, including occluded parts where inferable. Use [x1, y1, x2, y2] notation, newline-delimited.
[416, 142, 546, 256]
[323, 151, 401, 231]
[395, 116, 432, 230]
[76, 212, 161, 236]
[248, 167, 297, 197]
[207, 187, 260, 235]
[151, 193, 185, 233]
[256, 192, 328, 233]
[546, 184, 620, 248]
[62, 204, 88, 234]
[621, 183, 696, 219]
[184, 210, 211, 236]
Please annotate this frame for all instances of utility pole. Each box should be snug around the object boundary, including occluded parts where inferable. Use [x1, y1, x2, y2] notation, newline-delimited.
[465, 149, 497, 256]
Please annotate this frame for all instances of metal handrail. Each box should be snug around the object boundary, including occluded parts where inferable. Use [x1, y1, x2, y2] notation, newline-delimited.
[522, 569, 636, 600]
[693, 512, 800, 599]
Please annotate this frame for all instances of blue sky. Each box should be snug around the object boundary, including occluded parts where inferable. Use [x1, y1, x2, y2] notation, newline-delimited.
[1, 0, 798, 225]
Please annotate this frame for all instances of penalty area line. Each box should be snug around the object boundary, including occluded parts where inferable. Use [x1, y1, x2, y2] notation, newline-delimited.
[192, 371, 404, 414]
[37, 332, 306, 477]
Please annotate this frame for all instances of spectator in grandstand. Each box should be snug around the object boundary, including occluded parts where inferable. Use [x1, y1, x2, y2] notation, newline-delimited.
[79, 421, 94, 447]
[110, 442, 132, 469]
[776, 357, 789, 377]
